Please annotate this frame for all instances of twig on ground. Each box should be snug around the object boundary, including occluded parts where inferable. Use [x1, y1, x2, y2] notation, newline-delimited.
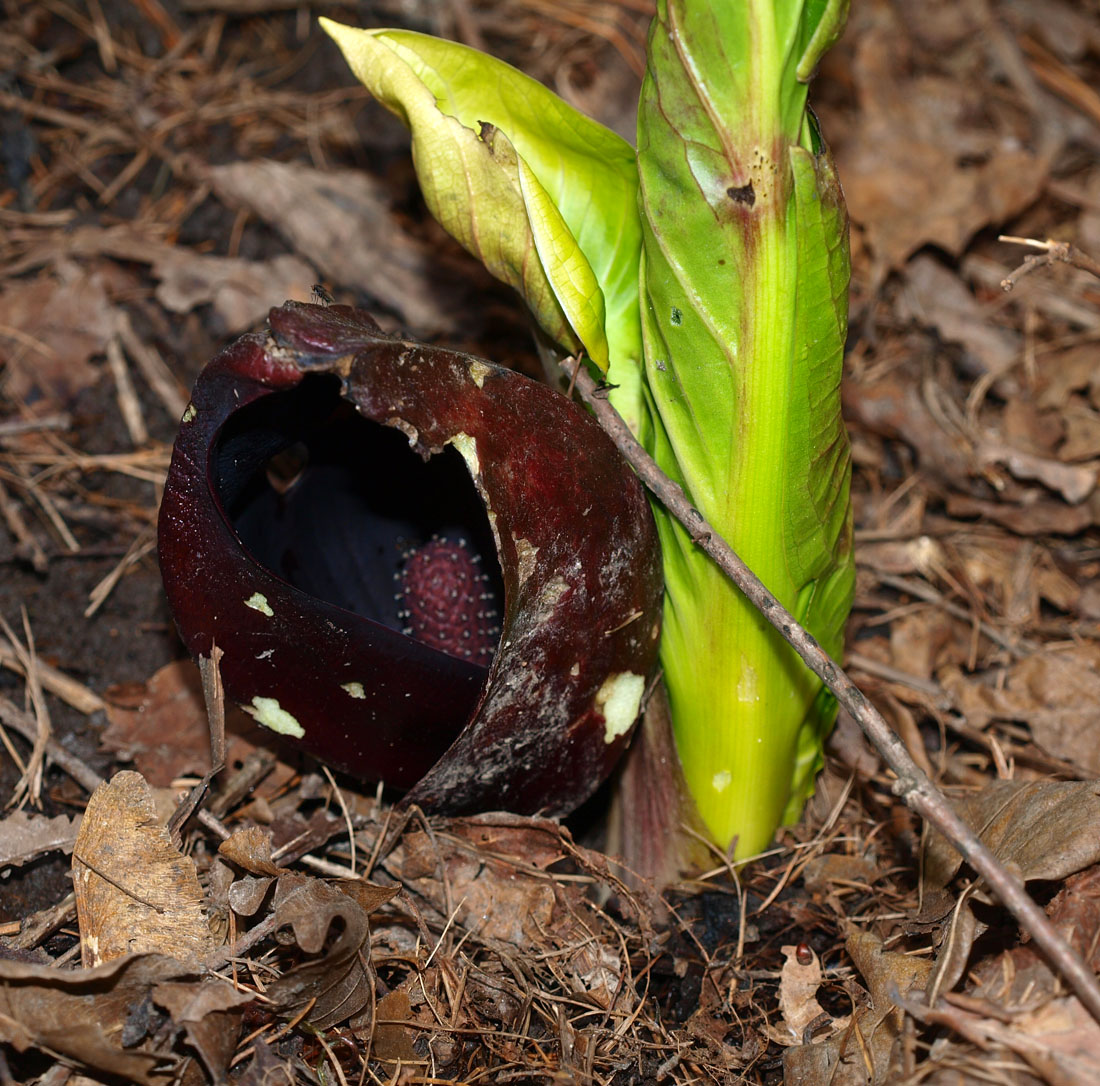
[0, 610, 51, 808]
[563, 358, 1100, 1027]
[999, 235, 1100, 290]
[0, 697, 104, 794]
[0, 638, 108, 714]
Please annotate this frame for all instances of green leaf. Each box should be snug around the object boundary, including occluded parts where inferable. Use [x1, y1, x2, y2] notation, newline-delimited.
[319, 21, 644, 394]
[637, 0, 854, 856]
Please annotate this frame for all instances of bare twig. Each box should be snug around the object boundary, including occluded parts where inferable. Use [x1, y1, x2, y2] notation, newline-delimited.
[563, 359, 1100, 1026]
[998, 235, 1100, 290]
[0, 697, 104, 794]
[0, 610, 51, 808]
[0, 639, 108, 714]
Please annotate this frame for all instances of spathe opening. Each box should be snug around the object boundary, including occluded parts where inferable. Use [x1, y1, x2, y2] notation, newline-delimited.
[212, 374, 504, 662]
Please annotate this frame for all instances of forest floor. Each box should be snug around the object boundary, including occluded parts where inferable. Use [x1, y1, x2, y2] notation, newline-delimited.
[2, 0, 1100, 1083]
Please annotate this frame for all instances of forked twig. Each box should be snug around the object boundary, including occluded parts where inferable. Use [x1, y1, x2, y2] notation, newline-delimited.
[998, 235, 1100, 290]
[563, 361, 1100, 1026]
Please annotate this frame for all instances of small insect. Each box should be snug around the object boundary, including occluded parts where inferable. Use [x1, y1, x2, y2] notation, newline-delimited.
[394, 535, 500, 663]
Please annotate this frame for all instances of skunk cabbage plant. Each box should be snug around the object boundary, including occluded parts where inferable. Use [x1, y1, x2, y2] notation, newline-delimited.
[321, 0, 854, 859]
[158, 302, 662, 815]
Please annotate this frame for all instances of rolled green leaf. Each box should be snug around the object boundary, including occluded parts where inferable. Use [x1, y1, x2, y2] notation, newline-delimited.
[320, 21, 647, 429]
[637, 0, 854, 856]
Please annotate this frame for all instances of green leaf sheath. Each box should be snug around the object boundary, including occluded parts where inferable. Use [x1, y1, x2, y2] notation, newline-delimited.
[320, 21, 648, 432]
[637, 0, 854, 854]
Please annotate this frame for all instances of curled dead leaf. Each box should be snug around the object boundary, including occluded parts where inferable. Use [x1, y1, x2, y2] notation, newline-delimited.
[73, 771, 213, 967]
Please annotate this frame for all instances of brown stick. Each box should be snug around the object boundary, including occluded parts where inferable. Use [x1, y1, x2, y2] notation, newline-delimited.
[564, 360, 1100, 1026]
[998, 235, 1100, 290]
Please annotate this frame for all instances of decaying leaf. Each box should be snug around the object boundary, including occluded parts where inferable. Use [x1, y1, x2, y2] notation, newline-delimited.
[0, 953, 221, 1084]
[151, 247, 314, 334]
[776, 945, 826, 1044]
[262, 874, 397, 1029]
[923, 780, 1100, 901]
[0, 810, 78, 871]
[900, 254, 1019, 376]
[783, 931, 931, 1086]
[204, 160, 470, 332]
[217, 825, 287, 877]
[367, 990, 420, 1062]
[0, 266, 120, 407]
[942, 649, 1100, 774]
[919, 780, 1100, 993]
[152, 979, 252, 1083]
[388, 814, 637, 1013]
[976, 439, 1098, 505]
[826, 8, 1049, 277]
[73, 770, 214, 967]
[102, 660, 297, 793]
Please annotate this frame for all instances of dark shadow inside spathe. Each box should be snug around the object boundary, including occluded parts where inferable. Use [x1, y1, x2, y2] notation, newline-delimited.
[211, 373, 504, 662]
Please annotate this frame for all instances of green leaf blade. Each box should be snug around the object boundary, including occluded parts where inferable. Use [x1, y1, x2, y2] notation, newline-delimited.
[320, 20, 644, 390]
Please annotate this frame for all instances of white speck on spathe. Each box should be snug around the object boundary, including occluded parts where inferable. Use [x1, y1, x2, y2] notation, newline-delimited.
[341, 682, 366, 699]
[245, 592, 274, 617]
[595, 672, 645, 743]
[712, 770, 731, 793]
[448, 431, 479, 476]
[469, 360, 492, 388]
[738, 665, 758, 703]
[246, 696, 304, 738]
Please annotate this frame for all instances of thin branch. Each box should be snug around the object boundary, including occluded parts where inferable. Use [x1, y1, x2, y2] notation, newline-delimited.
[998, 235, 1100, 290]
[563, 359, 1100, 1026]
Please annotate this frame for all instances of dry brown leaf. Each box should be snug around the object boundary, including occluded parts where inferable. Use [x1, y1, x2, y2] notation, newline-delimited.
[917, 997, 1100, 1085]
[102, 660, 296, 792]
[366, 989, 420, 1063]
[226, 874, 275, 917]
[0, 953, 200, 1083]
[889, 610, 958, 681]
[390, 815, 638, 1016]
[942, 645, 1100, 770]
[945, 492, 1095, 535]
[102, 662, 220, 785]
[1036, 344, 1100, 411]
[855, 536, 950, 578]
[923, 780, 1100, 902]
[1011, 648, 1100, 770]
[0, 266, 118, 407]
[1002, 399, 1065, 460]
[218, 825, 287, 877]
[783, 931, 931, 1086]
[1060, 404, 1100, 462]
[153, 979, 252, 1083]
[151, 247, 315, 333]
[900, 255, 1019, 375]
[826, 12, 1048, 276]
[842, 368, 976, 490]
[205, 160, 464, 332]
[776, 945, 826, 1044]
[263, 874, 396, 1029]
[73, 770, 214, 967]
[801, 853, 882, 896]
[236, 1040, 295, 1086]
[0, 810, 78, 871]
[977, 439, 1098, 504]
